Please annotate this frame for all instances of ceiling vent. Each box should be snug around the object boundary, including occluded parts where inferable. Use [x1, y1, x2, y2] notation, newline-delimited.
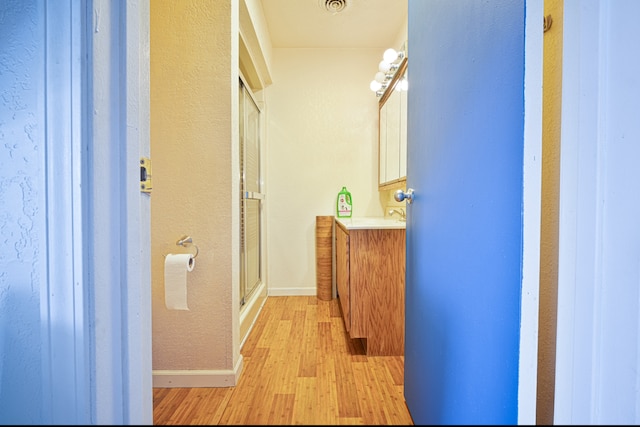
[319, 0, 348, 14]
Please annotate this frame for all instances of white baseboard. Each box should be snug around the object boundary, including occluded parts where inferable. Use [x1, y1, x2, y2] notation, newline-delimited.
[152, 355, 244, 388]
[267, 287, 316, 296]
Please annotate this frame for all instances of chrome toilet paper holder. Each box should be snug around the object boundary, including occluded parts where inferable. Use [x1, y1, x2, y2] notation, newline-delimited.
[176, 235, 199, 259]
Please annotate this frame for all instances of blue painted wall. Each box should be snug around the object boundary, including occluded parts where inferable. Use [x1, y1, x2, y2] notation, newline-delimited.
[0, 0, 46, 423]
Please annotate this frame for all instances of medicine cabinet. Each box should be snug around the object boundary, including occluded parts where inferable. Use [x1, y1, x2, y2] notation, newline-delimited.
[378, 57, 408, 189]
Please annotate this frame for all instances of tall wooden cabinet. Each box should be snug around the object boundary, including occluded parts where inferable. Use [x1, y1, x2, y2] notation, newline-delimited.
[335, 218, 406, 356]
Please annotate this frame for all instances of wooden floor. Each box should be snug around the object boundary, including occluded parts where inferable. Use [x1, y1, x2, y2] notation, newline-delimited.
[153, 296, 414, 425]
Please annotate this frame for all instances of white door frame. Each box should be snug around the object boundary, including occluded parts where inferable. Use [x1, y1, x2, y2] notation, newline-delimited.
[41, 0, 151, 423]
[519, 0, 544, 423]
[555, 1, 640, 423]
[85, 0, 152, 423]
[41, 1, 90, 421]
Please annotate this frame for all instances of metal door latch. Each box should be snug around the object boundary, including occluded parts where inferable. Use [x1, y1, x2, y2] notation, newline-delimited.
[140, 157, 152, 193]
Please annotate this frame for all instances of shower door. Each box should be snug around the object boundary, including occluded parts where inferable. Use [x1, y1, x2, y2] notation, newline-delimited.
[240, 78, 263, 306]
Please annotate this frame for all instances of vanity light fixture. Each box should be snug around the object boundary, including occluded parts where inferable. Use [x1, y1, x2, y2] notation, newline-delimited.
[369, 79, 385, 93]
[379, 60, 398, 74]
[374, 71, 389, 83]
[398, 76, 409, 91]
[383, 48, 405, 64]
[370, 79, 387, 95]
[370, 47, 406, 97]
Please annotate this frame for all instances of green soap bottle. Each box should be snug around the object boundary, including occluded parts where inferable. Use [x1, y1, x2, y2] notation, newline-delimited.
[336, 186, 352, 218]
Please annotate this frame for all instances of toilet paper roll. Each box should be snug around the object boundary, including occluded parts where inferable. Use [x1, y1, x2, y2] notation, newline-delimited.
[164, 253, 195, 310]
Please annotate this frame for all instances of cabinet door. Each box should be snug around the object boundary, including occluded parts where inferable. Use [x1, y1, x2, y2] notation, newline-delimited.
[378, 103, 388, 185]
[335, 224, 350, 332]
[385, 87, 401, 182]
[399, 73, 408, 178]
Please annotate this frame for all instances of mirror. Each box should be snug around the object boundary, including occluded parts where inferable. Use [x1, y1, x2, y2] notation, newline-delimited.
[378, 57, 408, 189]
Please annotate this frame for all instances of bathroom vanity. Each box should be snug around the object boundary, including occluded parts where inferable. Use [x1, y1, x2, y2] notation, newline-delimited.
[334, 217, 406, 356]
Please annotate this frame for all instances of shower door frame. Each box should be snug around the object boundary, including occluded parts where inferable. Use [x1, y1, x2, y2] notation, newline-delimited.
[239, 76, 264, 306]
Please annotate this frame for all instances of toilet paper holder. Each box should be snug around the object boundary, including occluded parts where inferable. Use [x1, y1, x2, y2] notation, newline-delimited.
[176, 235, 199, 259]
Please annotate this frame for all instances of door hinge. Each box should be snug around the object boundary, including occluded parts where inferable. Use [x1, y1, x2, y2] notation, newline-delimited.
[543, 14, 553, 33]
[140, 157, 152, 193]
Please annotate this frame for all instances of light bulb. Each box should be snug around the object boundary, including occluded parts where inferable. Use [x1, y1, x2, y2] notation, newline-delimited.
[379, 60, 391, 73]
[383, 48, 399, 63]
[370, 80, 382, 92]
[375, 71, 387, 83]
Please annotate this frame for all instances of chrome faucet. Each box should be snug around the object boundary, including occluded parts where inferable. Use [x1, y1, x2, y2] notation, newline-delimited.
[388, 208, 406, 221]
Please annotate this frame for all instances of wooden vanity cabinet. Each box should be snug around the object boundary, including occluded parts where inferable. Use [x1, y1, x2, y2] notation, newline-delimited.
[335, 219, 406, 356]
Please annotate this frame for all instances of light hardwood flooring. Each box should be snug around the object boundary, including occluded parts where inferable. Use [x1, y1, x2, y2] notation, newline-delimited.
[153, 296, 414, 425]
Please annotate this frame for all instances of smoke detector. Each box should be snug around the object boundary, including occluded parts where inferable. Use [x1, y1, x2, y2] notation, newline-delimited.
[319, 0, 348, 14]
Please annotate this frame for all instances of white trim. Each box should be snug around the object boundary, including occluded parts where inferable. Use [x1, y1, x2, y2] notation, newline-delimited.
[122, 0, 153, 422]
[556, 1, 640, 423]
[518, 0, 544, 424]
[88, 0, 151, 423]
[42, 0, 89, 423]
[153, 359, 244, 388]
[554, 1, 600, 423]
[267, 287, 317, 297]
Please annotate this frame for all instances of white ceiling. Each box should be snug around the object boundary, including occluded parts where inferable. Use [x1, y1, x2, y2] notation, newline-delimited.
[259, 0, 408, 49]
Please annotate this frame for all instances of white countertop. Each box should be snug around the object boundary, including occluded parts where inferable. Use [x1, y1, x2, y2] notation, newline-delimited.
[336, 216, 406, 230]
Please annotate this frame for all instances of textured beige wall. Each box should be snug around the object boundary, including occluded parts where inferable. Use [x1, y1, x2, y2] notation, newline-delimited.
[265, 48, 383, 294]
[150, 0, 240, 372]
[537, 0, 563, 423]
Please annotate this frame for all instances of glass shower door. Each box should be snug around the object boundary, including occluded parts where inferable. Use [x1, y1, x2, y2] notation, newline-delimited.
[240, 79, 263, 306]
